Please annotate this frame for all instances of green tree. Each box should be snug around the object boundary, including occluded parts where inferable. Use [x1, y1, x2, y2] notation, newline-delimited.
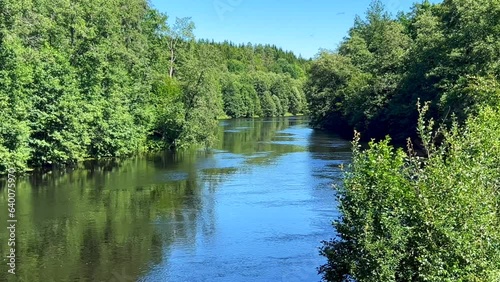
[149, 77, 185, 148]
[305, 52, 366, 134]
[221, 73, 245, 118]
[176, 42, 224, 147]
[0, 8, 32, 171]
[261, 91, 277, 117]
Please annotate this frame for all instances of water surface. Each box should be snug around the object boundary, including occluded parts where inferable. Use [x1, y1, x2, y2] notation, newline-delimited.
[0, 117, 351, 282]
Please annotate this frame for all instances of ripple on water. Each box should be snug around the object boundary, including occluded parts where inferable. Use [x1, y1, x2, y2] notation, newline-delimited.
[161, 171, 189, 181]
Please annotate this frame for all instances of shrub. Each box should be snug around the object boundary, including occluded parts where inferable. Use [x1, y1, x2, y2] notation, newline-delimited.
[320, 102, 500, 282]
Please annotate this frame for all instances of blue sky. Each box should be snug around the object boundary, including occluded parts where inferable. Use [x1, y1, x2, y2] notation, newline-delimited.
[150, 0, 441, 59]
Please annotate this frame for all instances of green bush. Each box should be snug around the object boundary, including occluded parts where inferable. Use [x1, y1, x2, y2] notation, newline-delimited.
[320, 102, 500, 282]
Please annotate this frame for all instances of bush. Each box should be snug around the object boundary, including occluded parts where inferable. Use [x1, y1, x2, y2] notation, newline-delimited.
[320, 102, 500, 282]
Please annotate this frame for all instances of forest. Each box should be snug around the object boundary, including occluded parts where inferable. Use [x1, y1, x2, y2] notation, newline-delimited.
[306, 0, 499, 143]
[315, 0, 500, 281]
[0, 0, 308, 172]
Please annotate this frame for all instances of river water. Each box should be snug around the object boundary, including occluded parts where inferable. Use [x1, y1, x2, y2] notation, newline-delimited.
[0, 117, 351, 282]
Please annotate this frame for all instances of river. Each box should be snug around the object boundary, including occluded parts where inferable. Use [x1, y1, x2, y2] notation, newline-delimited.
[0, 117, 351, 282]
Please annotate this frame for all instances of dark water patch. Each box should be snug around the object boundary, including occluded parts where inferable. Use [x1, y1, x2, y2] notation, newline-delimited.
[201, 167, 239, 176]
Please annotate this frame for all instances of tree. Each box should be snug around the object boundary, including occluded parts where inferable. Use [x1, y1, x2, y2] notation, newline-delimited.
[305, 51, 365, 134]
[176, 42, 224, 148]
[0, 4, 32, 171]
[167, 17, 195, 78]
[221, 74, 245, 118]
[261, 91, 277, 117]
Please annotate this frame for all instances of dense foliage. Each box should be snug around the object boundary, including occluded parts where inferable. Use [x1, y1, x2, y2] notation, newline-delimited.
[306, 0, 500, 142]
[0, 0, 308, 173]
[320, 103, 500, 281]
[318, 1, 500, 281]
[202, 40, 308, 119]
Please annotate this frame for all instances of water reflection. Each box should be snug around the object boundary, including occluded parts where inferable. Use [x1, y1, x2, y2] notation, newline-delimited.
[0, 116, 351, 282]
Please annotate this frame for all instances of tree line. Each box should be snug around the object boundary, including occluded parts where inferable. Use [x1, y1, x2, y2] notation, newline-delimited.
[0, 0, 308, 173]
[306, 0, 499, 143]
[317, 1, 500, 281]
[198, 40, 308, 119]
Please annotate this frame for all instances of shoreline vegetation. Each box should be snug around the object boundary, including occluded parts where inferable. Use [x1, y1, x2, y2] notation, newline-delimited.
[218, 113, 304, 120]
[0, 0, 309, 173]
[7, 114, 307, 174]
[313, 1, 500, 281]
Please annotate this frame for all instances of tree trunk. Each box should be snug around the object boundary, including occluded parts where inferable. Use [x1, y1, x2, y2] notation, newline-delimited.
[169, 48, 175, 78]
